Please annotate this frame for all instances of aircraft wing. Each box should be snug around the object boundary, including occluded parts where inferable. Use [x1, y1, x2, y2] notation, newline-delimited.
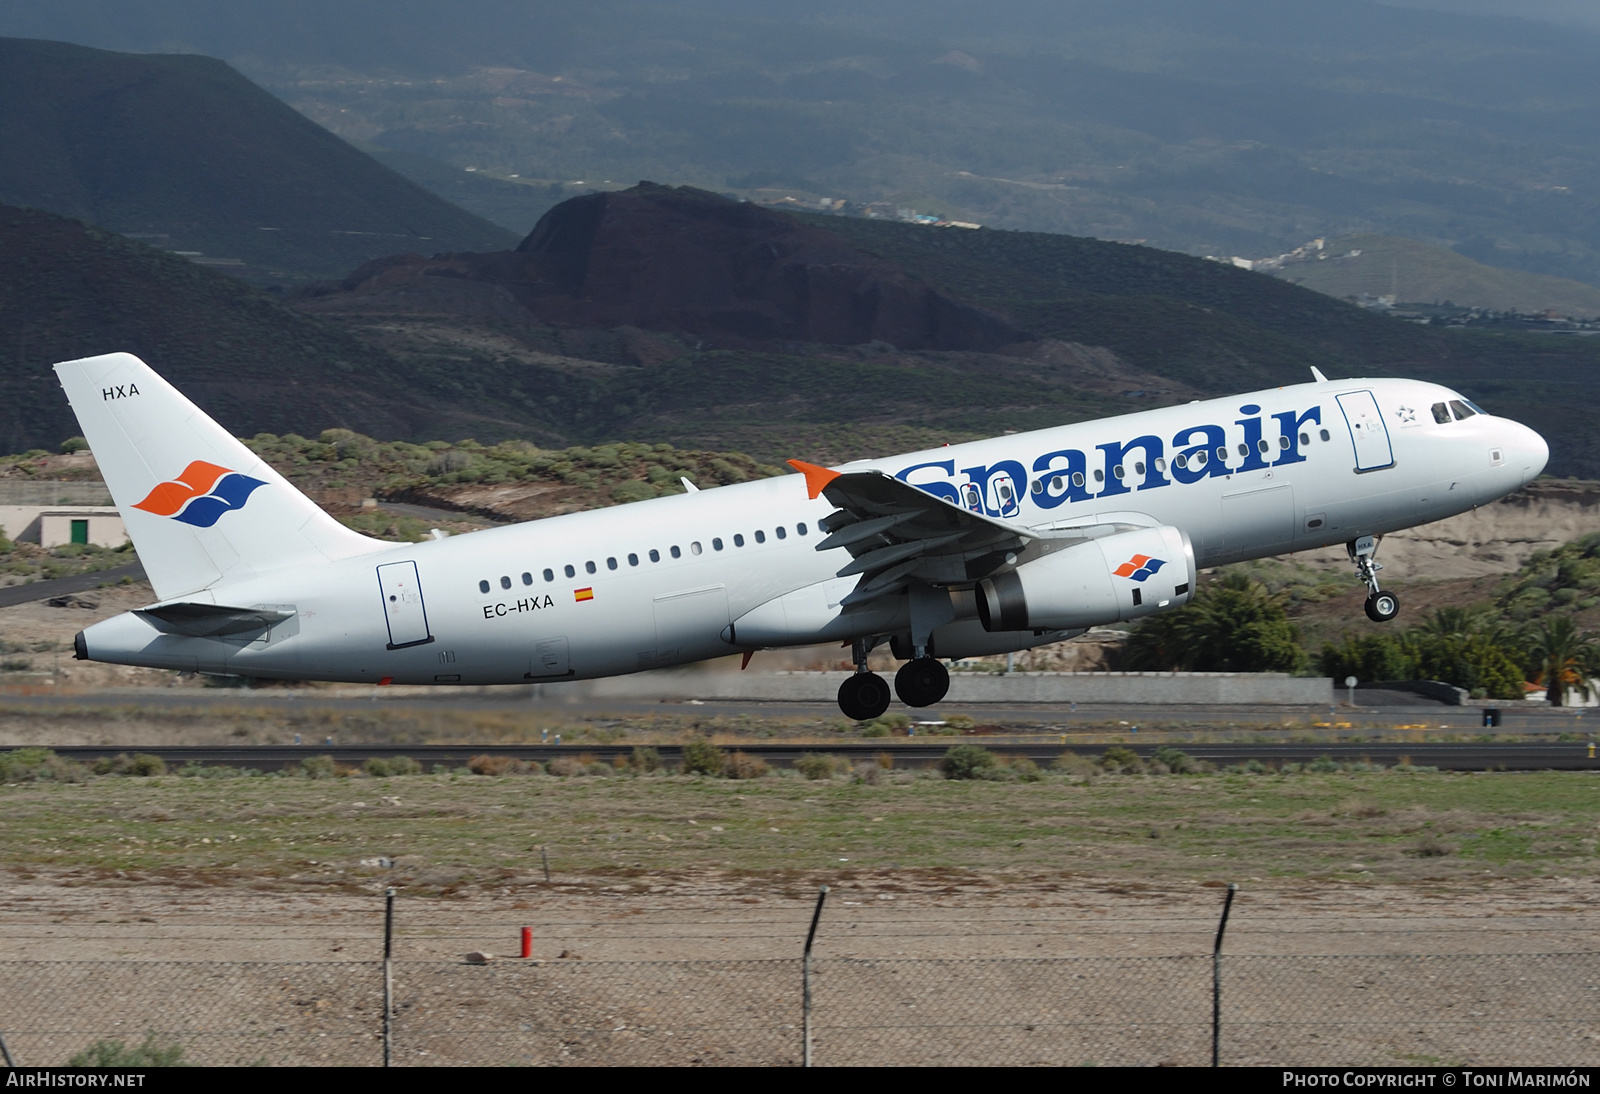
[791, 461, 1042, 607]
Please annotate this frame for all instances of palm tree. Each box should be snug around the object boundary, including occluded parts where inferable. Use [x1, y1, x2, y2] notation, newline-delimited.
[1526, 616, 1596, 706]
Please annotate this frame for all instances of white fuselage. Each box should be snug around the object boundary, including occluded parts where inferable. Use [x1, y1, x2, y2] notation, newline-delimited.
[79, 377, 1547, 684]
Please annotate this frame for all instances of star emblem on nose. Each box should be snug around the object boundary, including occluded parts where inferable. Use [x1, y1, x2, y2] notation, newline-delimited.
[1395, 405, 1416, 423]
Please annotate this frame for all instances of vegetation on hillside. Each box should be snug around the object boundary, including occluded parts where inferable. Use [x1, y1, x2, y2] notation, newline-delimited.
[1122, 574, 1307, 675]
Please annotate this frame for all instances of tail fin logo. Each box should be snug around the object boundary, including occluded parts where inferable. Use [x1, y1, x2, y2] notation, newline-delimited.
[1112, 554, 1166, 582]
[132, 461, 268, 528]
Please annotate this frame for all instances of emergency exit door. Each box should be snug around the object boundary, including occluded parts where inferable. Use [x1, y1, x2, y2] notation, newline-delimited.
[1336, 390, 1395, 473]
[377, 561, 434, 649]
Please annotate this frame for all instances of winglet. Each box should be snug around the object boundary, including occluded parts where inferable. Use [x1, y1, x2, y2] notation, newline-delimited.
[787, 459, 841, 500]
[1310, 366, 1328, 383]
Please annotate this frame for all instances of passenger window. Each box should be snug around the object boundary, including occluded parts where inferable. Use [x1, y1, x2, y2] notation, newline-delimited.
[691, 542, 703, 555]
[670, 545, 682, 559]
[1216, 447, 1228, 462]
[564, 564, 576, 578]
[500, 576, 511, 590]
[628, 553, 639, 566]
[478, 579, 490, 594]
[1175, 455, 1188, 469]
[755, 530, 766, 543]
[1030, 479, 1044, 495]
[1134, 461, 1146, 475]
[1236, 443, 1248, 457]
[585, 561, 596, 574]
[797, 523, 808, 535]
[1277, 436, 1289, 450]
[1154, 458, 1166, 472]
[1319, 429, 1331, 441]
[713, 538, 724, 551]
[998, 483, 1013, 503]
[1431, 402, 1451, 424]
[522, 572, 533, 585]
[776, 526, 787, 539]
[607, 557, 618, 570]
[734, 534, 745, 547]
[1112, 465, 1125, 479]
[1257, 439, 1270, 454]
[1299, 432, 1310, 446]
[649, 549, 660, 563]
[1195, 450, 1208, 467]
[1093, 469, 1104, 483]
[543, 569, 554, 582]
[1450, 400, 1476, 420]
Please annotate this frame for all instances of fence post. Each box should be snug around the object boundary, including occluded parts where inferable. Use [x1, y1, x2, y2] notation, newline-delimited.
[802, 885, 829, 1068]
[0, 1028, 15, 1067]
[383, 886, 395, 1068]
[1211, 882, 1238, 1068]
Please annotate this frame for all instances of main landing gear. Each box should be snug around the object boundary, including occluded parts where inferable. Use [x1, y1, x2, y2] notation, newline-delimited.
[895, 657, 950, 708]
[1349, 535, 1400, 623]
[838, 637, 892, 721]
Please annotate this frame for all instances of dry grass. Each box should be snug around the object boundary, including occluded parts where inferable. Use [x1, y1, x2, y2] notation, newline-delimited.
[2, 765, 1598, 896]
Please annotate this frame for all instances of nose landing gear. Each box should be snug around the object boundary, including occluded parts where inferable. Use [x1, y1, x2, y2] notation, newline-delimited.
[1349, 535, 1400, 622]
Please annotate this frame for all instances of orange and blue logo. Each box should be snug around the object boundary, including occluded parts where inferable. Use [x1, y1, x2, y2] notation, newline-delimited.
[132, 461, 267, 528]
[1112, 554, 1166, 582]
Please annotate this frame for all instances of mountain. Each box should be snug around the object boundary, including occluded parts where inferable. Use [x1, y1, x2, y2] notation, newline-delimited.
[1266, 235, 1600, 317]
[0, 37, 517, 282]
[0, 203, 510, 450]
[318, 184, 1026, 351]
[7, 2, 1600, 285]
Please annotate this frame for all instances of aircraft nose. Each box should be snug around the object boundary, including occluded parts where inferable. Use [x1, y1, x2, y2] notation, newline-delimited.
[1511, 420, 1549, 484]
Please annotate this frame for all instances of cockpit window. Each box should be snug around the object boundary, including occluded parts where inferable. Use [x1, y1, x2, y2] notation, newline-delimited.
[1462, 397, 1487, 415]
[1450, 399, 1476, 420]
[1431, 402, 1451, 424]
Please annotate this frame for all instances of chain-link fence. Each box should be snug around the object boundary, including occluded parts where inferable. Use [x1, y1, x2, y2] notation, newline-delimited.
[3, 951, 1599, 1066]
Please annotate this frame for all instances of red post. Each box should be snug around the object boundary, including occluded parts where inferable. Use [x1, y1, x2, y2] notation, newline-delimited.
[521, 926, 532, 959]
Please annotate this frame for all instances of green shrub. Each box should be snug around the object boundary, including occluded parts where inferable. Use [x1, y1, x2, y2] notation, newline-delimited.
[630, 746, 662, 772]
[297, 755, 337, 779]
[680, 737, 725, 776]
[1007, 756, 1042, 782]
[0, 747, 87, 783]
[364, 756, 422, 777]
[69, 1034, 187, 1067]
[860, 722, 890, 738]
[127, 753, 166, 777]
[1152, 746, 1199, 774]
[1051, 751, 1096, 776]
[795, 753, 838, 780]
[1099, 746, 1143, 774]
[939, 744, 996, 780]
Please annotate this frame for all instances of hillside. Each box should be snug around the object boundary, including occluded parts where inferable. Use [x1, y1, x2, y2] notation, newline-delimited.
[0, 37, 517, 282]
[0, 204, 516, 452]
[1270, 236, 1600, 317]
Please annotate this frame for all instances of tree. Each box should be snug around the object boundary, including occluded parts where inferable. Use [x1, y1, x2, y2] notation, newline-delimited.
[1525, 616, 1596, 706]
[1124, 574, 1306, 673]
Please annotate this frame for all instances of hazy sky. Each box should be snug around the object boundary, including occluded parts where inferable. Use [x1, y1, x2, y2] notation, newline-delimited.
[1382, 0, 1600, 27]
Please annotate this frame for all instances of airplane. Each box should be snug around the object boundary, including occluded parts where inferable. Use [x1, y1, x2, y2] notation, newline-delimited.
[59, 353, 1547, 720]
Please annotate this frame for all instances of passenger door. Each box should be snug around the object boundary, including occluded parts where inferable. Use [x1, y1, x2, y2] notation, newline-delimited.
[1336, 390, 1396, 473]
[377, 561, 433, 649]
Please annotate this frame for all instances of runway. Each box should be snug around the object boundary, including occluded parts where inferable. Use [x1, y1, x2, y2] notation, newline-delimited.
[43, 739, 1600, 772]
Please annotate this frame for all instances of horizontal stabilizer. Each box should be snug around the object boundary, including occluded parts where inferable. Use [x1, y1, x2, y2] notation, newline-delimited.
[134, 602, 295, 638]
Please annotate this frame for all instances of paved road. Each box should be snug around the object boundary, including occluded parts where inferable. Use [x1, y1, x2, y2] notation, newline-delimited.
[0, 686, 1583, 733]
[44, 740, 1600, 772]
[0, 562, 146, 609]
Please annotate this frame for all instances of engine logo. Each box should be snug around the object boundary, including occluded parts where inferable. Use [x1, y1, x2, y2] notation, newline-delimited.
[1112, 554, 1166, 582]
[132, 460, 268, 528]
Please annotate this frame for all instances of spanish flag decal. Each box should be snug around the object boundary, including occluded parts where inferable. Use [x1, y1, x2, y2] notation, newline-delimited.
[575, 587, 594, 602]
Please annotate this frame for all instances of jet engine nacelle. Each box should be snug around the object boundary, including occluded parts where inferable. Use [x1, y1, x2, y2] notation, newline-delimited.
[976, 525, 1196, 632]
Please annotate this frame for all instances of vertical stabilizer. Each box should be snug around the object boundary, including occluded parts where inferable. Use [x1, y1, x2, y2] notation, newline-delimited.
[54, 353, 385, 600]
